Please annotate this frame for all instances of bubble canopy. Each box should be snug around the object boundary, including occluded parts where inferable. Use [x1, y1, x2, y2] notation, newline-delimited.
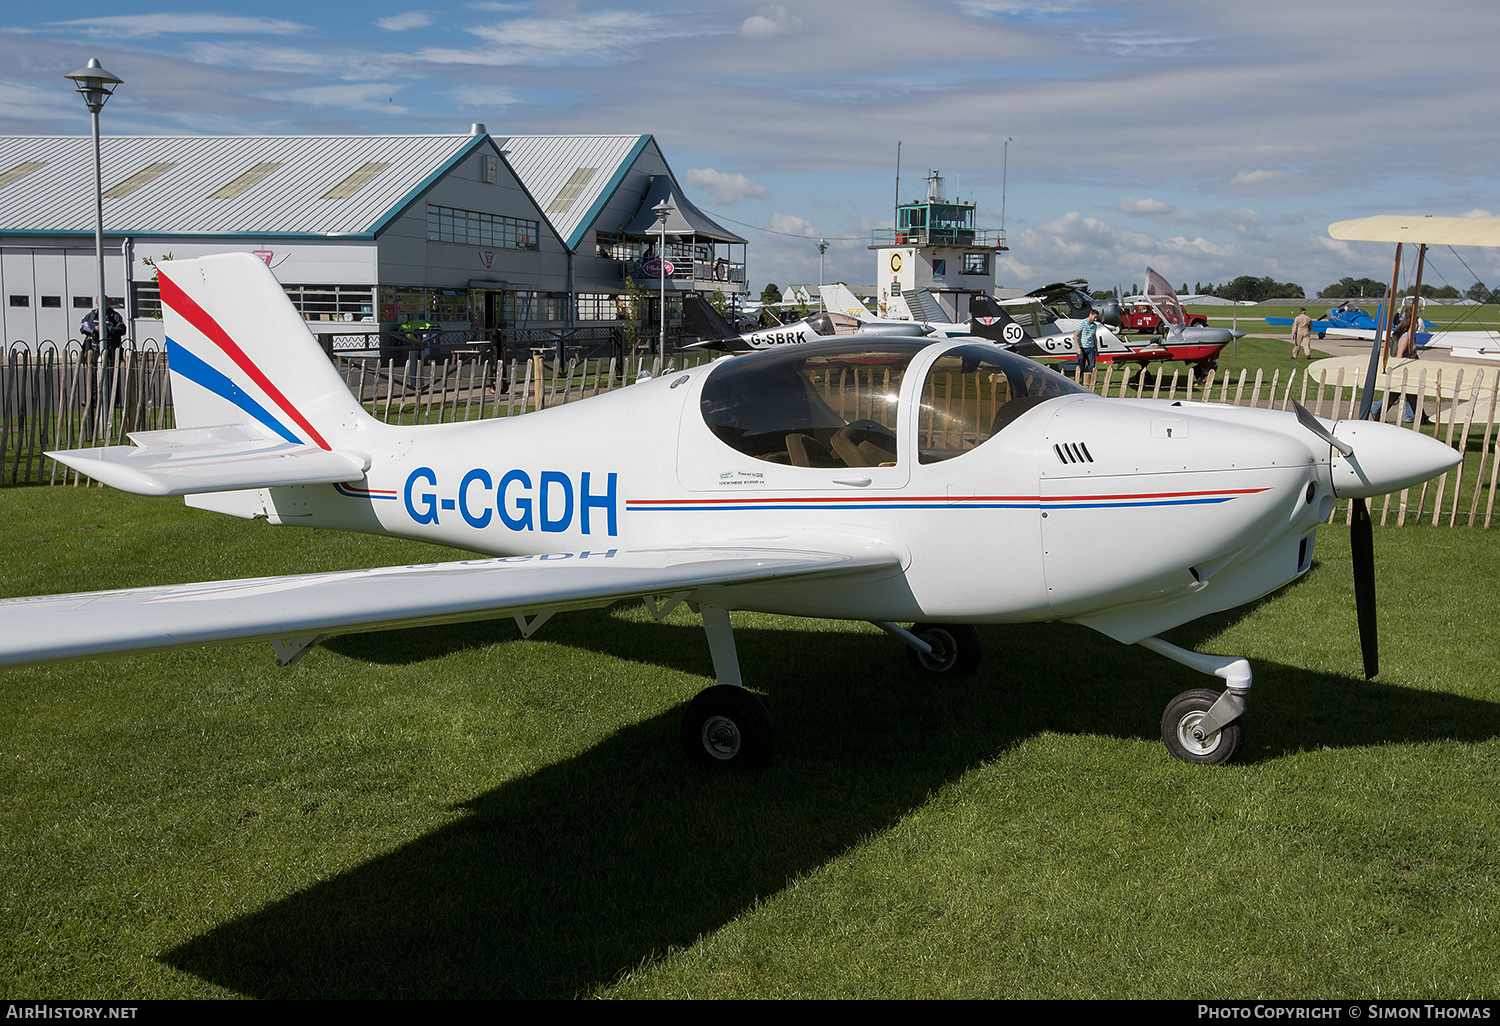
[699, 340, 1091, 468]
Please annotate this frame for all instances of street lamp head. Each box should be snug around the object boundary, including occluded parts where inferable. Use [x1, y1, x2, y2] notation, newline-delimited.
[65, 58, 123, 114]
[652, 199, 674, 224]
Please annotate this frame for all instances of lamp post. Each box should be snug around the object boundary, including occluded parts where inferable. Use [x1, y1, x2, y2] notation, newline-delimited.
[64, 59, 123, 355]
[653, 199, 673, 367]
[817, 238, 828, 309]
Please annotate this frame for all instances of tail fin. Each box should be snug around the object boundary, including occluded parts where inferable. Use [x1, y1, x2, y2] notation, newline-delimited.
[820, 283, 873, 321]
[968, 294, 1026, 346]
[683, 292, 738, 342]
[903, 287, 953, 324]
[160, 253, 372, 448]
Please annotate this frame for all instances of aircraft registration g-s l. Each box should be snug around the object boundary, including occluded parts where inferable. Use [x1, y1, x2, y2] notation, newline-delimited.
[0, 255, 1460, 767]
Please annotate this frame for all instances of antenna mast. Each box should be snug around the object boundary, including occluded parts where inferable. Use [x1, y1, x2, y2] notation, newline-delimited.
[894, 141, 901, 224]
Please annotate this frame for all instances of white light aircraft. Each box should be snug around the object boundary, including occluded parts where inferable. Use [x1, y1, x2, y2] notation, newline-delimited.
[819, 282, 975, 339]
[0, 254, 1461, 766]
[682, 292, 927, 352]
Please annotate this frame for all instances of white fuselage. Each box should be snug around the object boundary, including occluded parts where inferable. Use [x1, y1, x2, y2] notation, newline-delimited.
[205, 341, 1343, 645]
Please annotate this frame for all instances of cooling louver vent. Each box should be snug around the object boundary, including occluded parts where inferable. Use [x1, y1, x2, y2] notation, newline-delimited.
[1053, 442, 1094, 464]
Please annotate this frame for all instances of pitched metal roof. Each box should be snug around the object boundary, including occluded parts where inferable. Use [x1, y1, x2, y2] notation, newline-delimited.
[494, 134, 652, 252]
[0, 134, 488, 238]
[620, 172, 747, 244]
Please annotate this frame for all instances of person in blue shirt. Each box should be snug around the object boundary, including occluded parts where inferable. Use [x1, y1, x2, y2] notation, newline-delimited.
[1072, 308, 1100, 380]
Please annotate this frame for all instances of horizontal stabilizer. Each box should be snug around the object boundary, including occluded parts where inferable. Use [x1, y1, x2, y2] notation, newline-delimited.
[47, 424, 369, 496]
[0, 543, 902, 668]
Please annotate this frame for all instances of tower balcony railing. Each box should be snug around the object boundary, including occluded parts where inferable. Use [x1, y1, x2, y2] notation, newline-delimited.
[870, 227, 1006, 249]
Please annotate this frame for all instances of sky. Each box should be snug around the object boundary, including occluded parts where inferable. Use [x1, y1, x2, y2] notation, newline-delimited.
[4, 0, 1499, 299]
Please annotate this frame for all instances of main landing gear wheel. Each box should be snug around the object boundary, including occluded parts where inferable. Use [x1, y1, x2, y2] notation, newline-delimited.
[681, 685, 774, 769]
[1161, 688, 1243, 766]
[906, 623, 982, 677]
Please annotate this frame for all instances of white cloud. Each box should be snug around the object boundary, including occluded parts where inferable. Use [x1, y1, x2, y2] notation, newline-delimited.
[1224, 169, 1294, 194]
[1117, 197, 1265, 239]
[377, 12, 434, 32]
[768, 213, 818, 238]
[740, 4, 801, 41]
[258, 83, 408, 114]
[685, 168, 769, 205]
[419, 9, 699, 67]
[49, 14, 306, 38]
[1117, 197, 1180, 217]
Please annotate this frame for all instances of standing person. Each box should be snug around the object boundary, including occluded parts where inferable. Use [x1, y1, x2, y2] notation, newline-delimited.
[79, 308, 100, 353]
[1072, 307, 1100, 382]
[79, 304, 125, 355]
[1291, 307, 1313, 359]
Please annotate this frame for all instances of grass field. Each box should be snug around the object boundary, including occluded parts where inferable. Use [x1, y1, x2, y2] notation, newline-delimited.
[1, 487, 1498, 999]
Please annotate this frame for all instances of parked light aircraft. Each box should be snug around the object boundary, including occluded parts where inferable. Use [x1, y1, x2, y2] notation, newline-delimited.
[819, 282, 975, 339]
[0, 254, 1460, 767]
[1022, 280, 1125, 328]
[969, 270, 1241, 373]
[682, 292, 927, 352]
[1266, 301, 1437, 344]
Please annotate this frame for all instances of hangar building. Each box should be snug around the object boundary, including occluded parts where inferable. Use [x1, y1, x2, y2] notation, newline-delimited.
[0, 127, 746, 353]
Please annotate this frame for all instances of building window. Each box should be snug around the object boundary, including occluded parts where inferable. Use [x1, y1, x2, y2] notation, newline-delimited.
[502, 291, 567, 324]
[9, 295, 28, 307]
[133, 282, 161, 319]
[73, 297, 93, 309]
[377, 286, 472, 326]
[962, 252, 990, 276]
[427, 204, 539, 251]
[576, 294, 618, 321]
[283, 284, 376, 322]
[40, 295, 61, 308]
[596, 234, 645, 262]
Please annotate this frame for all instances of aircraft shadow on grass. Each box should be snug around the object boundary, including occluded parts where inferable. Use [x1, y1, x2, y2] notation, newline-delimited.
[160, 581, 1500, 999]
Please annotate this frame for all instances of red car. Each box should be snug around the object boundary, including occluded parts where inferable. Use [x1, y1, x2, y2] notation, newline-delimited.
[1119, 300, 1208, 336]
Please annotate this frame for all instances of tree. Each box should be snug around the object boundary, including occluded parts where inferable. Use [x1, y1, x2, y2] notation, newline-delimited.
[1319, 276, 1387, 299]
[1467, 281, 1492, 304]
[760, 283, 782, 305]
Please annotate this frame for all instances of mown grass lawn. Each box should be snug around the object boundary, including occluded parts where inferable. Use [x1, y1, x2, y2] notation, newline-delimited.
[1, 487, 1497, 999]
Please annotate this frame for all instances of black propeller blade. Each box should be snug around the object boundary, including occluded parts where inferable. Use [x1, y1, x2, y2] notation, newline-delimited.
[1350, 495, 1378, 679]
[1292, 399, 1379, 678]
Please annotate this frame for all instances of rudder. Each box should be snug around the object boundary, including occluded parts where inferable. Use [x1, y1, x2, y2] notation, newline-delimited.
[160, 253, 372, 448]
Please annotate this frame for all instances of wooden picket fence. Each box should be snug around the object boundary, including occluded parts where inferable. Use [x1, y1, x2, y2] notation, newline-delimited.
[1084, 360, 1500, 528]
[3, 346, 1496, 528]
[0, 348, 711, 486]
[332, 350, 713, 425]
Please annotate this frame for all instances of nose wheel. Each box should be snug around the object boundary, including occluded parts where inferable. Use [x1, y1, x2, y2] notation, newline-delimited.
[905, 622, 982, 677]
[1161, 688, 1244, 765]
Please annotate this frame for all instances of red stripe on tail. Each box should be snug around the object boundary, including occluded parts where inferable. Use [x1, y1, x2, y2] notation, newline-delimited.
[159, 269, 331, 450]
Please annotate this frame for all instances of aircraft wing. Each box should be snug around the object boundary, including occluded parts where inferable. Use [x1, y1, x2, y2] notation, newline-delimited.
[47, 425, 369, 496]
[1265, 317, 1332, 331]
[0, 541, 903, 668]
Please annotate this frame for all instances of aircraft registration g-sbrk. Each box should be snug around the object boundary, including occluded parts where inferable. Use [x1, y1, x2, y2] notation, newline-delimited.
[0, 254, 1460, 768]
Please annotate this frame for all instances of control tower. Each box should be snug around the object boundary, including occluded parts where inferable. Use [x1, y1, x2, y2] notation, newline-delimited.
[869, 169, 1006, 323]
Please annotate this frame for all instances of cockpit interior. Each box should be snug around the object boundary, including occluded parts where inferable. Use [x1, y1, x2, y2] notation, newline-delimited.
[699, 342, 1091, 469]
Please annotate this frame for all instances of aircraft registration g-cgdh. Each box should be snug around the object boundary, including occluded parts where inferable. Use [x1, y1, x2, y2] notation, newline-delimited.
[0, 255, 1461, 766]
